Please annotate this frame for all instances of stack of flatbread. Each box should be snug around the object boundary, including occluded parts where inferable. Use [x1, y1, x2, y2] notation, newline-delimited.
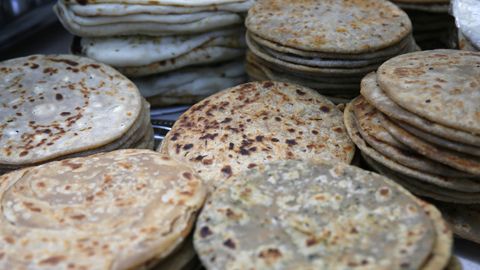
[451, 0, 480, 51]
[0, 149, 206, 269]
[194, 160, 455, 269]
[244, 0, 417, 103]
[0, 55, 153, 174]
[55, 0, 253, 106]
[391, 0, 454, 49]
[344, 49, 480, 243]
[158, 81, 355, 190]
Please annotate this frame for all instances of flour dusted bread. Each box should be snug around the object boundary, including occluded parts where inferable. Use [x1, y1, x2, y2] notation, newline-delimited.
[0, 149, 206, 270]
[0, 55, 153, 173]
[159, 81, 354, 190]
[194, 160, 451, 270]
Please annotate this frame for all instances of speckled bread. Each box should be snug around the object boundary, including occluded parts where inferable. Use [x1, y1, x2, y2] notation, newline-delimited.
[0, 55, 153, 173]
[245, 0, 416, 101]
[377, 50, 480, 135]
[0, 149, 206, 269]
[158, 81, 355, 190]
[194, 160, 452, 270]
[246, 0, 411, 54]
[360, 72, 480, 146]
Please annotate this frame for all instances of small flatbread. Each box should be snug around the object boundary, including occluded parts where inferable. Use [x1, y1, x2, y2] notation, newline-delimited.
[352, 97, 473, 178]
[377, 50, 480, 134]
[135, 60, 247, 106]
[194, 160, 443, 270]
[360, 72, 480, 146]
[0, 55, 142, 165]
[159, 81, 355, 190]
[246, 0, 411, 54]
[396, 121, 480, 156]
[344, 100, 480, 192]
[0, 150, 206, 269]
[381, 115, 480, 175]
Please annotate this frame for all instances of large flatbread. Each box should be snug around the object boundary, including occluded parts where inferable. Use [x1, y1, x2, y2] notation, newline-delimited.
[194, 160, 446, 269]
[159, 81, 355, 190]
[360, 72, 480, 146]
[377, 50, 480, 134]
[0, 149, 206, 269]
[352, 97, 473, 178]
[381, 115, 480, 176]
[344, 100, 480, 192]
[0, 55, 142, 165]
[246, 0, 411, 54]
[77, 29, 244, 67]
[134, 60, 246, 106]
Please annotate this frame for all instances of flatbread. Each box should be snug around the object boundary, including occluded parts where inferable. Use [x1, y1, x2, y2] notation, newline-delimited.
[381, 115, 480, 175]
[377, 49, 480, 134]
[246, 0, 411, 54]
[55, 3, 243, 37]
[116, 46, 245, 77]
[360, 72, 480, 146]
[352, 97, 473, 178]
[159, 81, 355, 190]
[63, 0, 250, 5]
[396, 121, 480, 156]
[246, 34, 383, 76]
[78, 29, 244, 67]
[248, 31, 416, 60]
[67, 0, 254, 16]
[0, 149, 206, 269]
[0, 54, 142, 165]
[344, 100, 480, 192]
[362, 154, 480, 204]
[194, 160, 439, 269]
[135, 60, 246, 106]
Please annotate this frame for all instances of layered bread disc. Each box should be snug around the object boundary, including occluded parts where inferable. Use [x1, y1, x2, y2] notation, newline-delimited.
[194, 160, 452, 270]
[55, 0, 253, 37]
[377, 49, 480, 135]
[158, 81, 355, 190]
[74, 29, 246, 77]
[0, 149, 206, 269]
[244, 0, 416, 101]
[0, 55, 153, 173]
[133, 60, 247, 106]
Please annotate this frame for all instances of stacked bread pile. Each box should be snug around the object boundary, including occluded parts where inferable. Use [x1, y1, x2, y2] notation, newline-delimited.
[244, 0, 417, 103]
[451, 0, 480, 51]
[55, 0, 253, 106]
[194, 160, 456, 269]
[391, 0, 454, 49]
[0, 149, 206, 269]
[0, 55, 153, 174]
[344, 49, 480, 243]
[158, 81, 355, 190]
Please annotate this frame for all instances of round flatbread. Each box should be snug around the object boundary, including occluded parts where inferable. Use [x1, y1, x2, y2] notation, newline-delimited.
[396, 121, 480, 156]
[0, 55, 142, 165]
[352, 97, 473, 178]
[360, 72, 480, 146]
[159, 81, 355, 190]
[381, 115, 480, 175]
[194, 160, 438, 270]
[0, 149, 206, 269]
[344, 100, 480, 192]
[377, 50, 480, 134]
[245, 0, 411, 54]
